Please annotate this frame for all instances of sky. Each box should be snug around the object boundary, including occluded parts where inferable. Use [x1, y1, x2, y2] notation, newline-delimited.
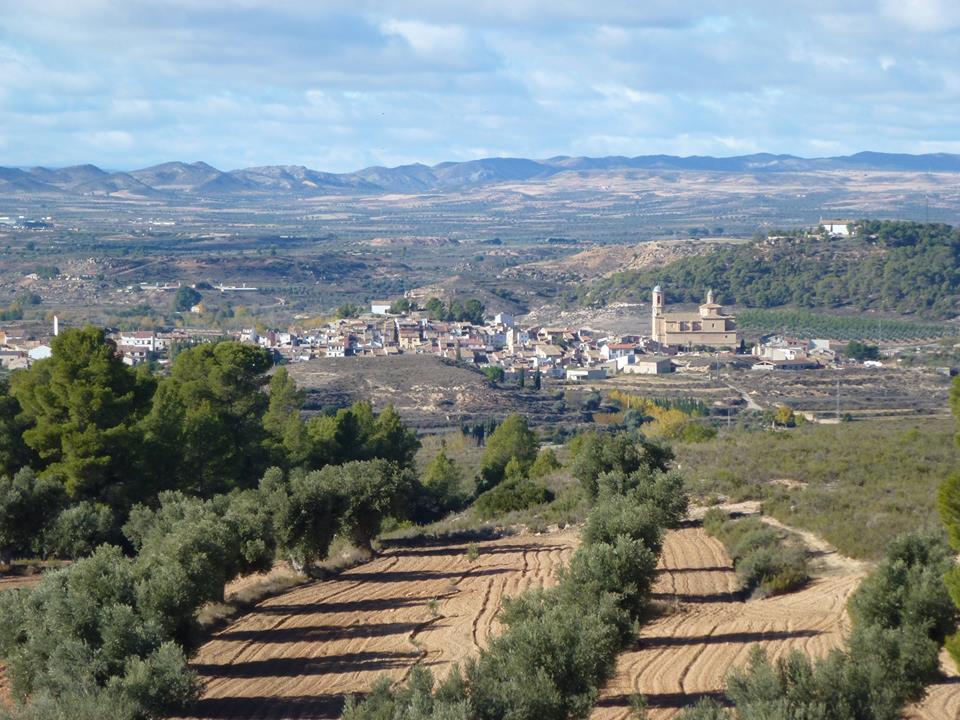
[1, 0, 959, 172]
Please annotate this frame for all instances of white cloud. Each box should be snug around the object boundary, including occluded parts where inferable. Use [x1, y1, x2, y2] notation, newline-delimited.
[379, 19, 469, 58]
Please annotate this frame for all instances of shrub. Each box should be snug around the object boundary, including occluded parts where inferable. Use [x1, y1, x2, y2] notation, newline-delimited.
[477, 415, 538, 492]
[735, 544, 809, 597]
[569, 431, 672, 497]
[704, 513, 809, 597]
[474, 475, 552, 520]
[583, 495, 663, 554]
[465, 590, 623, 720]
[110, 641, 199, 717]
[528, 448, 561, 479]
[0, 468, 65, 563]
[557, 535, 658, 627]
[413, 448, 467, 523]
[43, 501, 114, 559]
[848, 531, 956, 643]
[0, 545, 198, 714]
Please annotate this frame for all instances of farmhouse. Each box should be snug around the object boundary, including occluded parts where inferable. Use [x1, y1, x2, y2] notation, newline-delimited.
[370, 300, 392, 315]
[651, 286, 739, 349]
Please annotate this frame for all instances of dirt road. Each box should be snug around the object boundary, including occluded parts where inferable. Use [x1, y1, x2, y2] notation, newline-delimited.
[177, 530, 578, 720]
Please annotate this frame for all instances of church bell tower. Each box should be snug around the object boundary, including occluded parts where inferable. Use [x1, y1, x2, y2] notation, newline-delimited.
[651, 285, 664, 344]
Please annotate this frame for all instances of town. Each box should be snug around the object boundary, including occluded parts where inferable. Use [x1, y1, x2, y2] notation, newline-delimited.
[1, 286, 869, 379]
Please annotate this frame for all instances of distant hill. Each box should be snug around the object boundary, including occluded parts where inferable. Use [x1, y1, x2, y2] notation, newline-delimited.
[574, 220, 960, 319]
[2, 152, 959, 199]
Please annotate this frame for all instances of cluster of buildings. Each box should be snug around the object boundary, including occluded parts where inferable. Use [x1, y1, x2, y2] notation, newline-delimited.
[0, 288, 869, 378]
[0, 326, 54, 370]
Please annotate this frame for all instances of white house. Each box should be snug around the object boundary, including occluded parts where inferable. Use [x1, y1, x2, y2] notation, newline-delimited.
[120, 331, 158, 352]
[371, 300, 392, 315]
[600, 343, 637, 361]
[27, 345, 52, 360]
[325, 341, 347, 358]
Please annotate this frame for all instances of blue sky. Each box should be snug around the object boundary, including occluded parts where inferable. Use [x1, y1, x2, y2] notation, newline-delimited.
[1, 0, 958, 171]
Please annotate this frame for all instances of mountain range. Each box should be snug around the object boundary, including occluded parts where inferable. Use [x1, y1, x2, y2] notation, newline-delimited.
[2, 152, 959, 198]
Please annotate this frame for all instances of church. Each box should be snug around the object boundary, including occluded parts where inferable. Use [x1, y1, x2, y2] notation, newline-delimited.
[651, 286, 739, 349]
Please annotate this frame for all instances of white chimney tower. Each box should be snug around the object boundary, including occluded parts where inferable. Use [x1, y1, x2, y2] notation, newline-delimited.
[53, 315, 59, 336]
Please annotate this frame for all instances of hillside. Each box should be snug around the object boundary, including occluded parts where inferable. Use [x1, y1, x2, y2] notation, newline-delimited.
[575, 220, 960, 319]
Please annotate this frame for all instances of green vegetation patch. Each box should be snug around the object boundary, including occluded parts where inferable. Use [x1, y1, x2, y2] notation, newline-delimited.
[737, 308, 952, 341]
[703, 510, 809, 597]
[677, 418, 957, 559]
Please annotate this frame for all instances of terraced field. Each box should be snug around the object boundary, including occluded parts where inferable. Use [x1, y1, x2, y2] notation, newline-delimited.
[176, 530, 579, 720]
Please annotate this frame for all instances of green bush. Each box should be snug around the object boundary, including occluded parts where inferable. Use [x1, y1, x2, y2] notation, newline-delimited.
[556, 535, 658, 627]
[583, 495, 662, 554]
[42, 501, 114, 559]
[569, 431, 673, 498]
[0, 546, 197, 713]
[413, 447, 467, 523]
[704, 513, 809, 597]
[0, 468, 65, 563]
[528, 448, 561, 479]
[465, 590, 623, 720]
[477, 414, 538, 492]
[474, 475, 551, 520]
[848, 531, 956, 644]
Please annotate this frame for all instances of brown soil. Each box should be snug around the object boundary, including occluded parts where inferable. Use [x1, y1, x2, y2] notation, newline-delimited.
[905, 649, 960, 720]
[176, 529, 578, 720]
[0, 575, 42, 593]
[0, 665, 11, 707]
[592, 522, 865, 720]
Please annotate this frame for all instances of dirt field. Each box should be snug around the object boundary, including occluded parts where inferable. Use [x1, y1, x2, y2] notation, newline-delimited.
[591, 514, 957, 720]
[176, 529, 578, 720]
[592, 515, 868, 720]
[288, 354, 582, 432]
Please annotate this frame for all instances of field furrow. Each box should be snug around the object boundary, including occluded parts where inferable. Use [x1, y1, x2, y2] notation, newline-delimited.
[592, 524, 866, 720]
[176, 530, 578, 720]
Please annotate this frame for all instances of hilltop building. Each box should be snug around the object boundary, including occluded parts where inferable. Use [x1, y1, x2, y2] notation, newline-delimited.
[651, 286, 739, 349]
[820, 218, 854, 236]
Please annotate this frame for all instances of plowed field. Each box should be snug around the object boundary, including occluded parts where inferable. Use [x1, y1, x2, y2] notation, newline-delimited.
[177, 530, 578, 720]
[592, 523, 866, 720]
[591, 519, 956, 720]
